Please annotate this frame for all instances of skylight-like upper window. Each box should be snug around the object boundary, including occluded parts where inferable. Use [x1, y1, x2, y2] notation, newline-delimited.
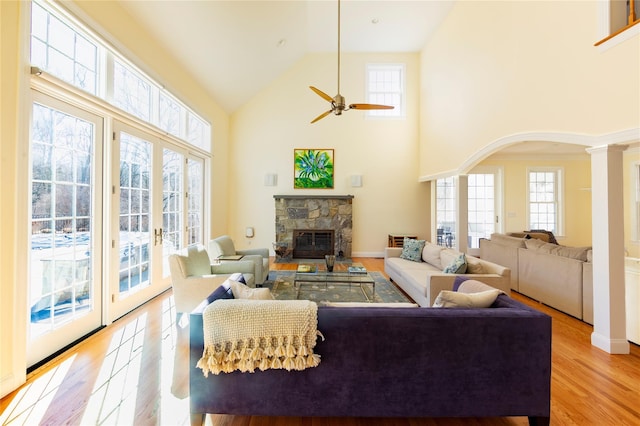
[366, 64, 405, 118]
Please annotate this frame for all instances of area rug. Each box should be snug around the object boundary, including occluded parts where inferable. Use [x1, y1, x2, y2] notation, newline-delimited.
[262, 270, 412, 304]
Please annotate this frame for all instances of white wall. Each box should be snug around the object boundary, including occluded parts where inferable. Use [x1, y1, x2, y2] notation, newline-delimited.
[228, 53, 430, 255]
[419, 1, 640, 177]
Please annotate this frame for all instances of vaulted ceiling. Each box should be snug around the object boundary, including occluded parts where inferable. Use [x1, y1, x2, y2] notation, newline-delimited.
[116, 0, 455, 113]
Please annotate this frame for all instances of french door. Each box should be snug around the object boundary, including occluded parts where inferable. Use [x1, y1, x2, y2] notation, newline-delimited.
[28, 94, 104, 366]
[28, 104, 207, 365]
[111, 123, 173, 319]
[467, 166, 502, 256]
[111, 123, 203, 318]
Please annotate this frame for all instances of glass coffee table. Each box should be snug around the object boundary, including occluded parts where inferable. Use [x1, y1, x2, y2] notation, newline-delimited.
[294, 263, 376, 301]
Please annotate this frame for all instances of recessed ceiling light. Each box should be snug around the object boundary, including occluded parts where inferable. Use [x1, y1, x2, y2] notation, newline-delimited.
[371, 18, 379, 24]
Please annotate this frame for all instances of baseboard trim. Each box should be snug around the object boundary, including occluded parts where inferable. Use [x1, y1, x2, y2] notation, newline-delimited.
[351, 251, 384, 258]
[591, 332, 631, 354]
[1, 371, 24, 399]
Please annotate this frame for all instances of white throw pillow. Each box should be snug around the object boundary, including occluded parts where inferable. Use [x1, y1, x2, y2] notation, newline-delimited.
[229, 280, 273, 300]
[421, 243, 445, 268]
[432, 289, 502, 308]
[457, 279, 500, 294]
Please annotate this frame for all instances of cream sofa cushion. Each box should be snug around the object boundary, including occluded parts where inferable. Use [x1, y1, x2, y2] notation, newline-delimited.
[490, 233, 526, 248]
[465, 255, 485, 274]
[432, 289, 502, 308]
[421, 242, 444, 268]
[439, 249, 459, 270]
[457, 279, 500, 294]
[230, 280, 273, 300]
[524, 238, 590, 262]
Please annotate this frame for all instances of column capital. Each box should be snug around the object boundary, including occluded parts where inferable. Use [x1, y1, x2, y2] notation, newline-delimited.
[586, 144, 628, 155]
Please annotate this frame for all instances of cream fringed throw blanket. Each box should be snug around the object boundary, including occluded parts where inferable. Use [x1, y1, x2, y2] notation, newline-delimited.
[196, 299, 322, 376]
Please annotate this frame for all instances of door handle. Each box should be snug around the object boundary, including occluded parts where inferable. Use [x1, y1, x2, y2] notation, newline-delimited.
[154, 228, 163, 246]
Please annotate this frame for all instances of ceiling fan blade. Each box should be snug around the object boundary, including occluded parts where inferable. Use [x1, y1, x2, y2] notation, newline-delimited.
[309, 86, 334, 103]
[349, 103, 395, 110]
[311, 110, 332, 124]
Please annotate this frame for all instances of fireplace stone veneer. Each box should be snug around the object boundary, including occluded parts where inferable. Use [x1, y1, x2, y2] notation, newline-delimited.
[274, 195, 353, 259]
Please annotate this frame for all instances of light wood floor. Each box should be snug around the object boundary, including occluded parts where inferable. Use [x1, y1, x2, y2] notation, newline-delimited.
[2, 258, 639, 426]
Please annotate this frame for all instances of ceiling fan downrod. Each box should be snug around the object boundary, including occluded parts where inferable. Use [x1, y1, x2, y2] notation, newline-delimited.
[308, 0, 394, 123]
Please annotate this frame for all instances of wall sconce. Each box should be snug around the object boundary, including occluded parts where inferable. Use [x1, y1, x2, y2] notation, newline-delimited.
[245, 227, 254, 238]
[264, 173, 278, 186]
[350, 174, 363, 187]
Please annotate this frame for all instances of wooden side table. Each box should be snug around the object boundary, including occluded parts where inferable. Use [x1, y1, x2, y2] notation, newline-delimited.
[388, 234, 418, 248]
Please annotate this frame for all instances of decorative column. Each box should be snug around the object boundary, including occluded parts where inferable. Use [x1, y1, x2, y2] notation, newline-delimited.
[588, 144, 629, 354]
[455, 175, 469, 253]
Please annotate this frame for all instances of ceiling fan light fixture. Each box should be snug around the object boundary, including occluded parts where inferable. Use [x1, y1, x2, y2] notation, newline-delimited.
[308, 0, 394, 124]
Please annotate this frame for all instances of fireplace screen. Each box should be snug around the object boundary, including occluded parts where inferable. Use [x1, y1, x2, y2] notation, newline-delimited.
[293, 230, 334, 259]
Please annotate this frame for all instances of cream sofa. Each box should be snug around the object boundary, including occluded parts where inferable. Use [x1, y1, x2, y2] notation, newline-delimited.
[384, 241, 511, 307]
[480, 233, 593, 323]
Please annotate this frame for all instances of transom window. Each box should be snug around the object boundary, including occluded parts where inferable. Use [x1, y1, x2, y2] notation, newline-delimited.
[366, 64, 405, 118]
[31, 1, 98, 95]
[31, 0, 211, 152]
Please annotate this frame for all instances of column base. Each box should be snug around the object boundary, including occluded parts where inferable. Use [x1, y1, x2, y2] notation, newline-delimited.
[591, 332, 630, 354]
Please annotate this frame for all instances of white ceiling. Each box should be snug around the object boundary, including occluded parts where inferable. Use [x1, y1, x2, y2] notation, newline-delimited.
[116, 0, 455, 113]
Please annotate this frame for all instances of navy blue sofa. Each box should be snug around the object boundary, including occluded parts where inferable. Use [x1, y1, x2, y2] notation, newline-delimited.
[189, 283, 551, 426]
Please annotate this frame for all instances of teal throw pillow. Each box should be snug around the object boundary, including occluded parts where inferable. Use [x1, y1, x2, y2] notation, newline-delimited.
[443, 253, 467, 273]
[400, 237, 425, 262]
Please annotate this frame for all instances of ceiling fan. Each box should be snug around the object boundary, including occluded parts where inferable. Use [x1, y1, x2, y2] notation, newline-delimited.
[309, 0, 394, 124]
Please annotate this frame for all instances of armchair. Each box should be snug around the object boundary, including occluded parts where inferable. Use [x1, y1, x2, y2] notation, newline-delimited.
[168, 244, 254, 314]
[208, 235, 269, 286]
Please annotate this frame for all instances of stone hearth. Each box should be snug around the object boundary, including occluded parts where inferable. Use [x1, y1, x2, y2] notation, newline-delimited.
[274, 195, 353, 259]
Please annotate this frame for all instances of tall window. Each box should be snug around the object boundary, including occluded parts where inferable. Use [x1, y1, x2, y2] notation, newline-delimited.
[366, 64, 405, 118]
[118, 133, 151, 294]
[187, 158, 204, 245]
[30, 102, 96, 336]
[528, 168, 563, 234]
[468, 173, 496, 248]
[162, 149, 184, 275]
[436, 177, 456, 247]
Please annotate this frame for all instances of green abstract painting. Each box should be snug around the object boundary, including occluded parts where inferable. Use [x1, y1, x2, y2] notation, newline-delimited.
[293, 149, 334, 189]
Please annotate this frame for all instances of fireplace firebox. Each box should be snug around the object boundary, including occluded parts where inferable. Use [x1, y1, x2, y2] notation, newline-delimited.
[293, 230, 334, 259]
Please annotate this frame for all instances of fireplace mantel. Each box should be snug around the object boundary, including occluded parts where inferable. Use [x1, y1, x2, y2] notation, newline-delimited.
[274, 195, 354, 200]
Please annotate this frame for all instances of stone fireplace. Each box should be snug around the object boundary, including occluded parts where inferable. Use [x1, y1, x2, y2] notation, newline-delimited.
[274, 195, 353, 259]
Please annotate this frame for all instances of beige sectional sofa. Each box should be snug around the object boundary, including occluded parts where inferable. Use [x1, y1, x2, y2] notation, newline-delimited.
[384, 241, 511, 307]
[480, 233, 593, 323]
